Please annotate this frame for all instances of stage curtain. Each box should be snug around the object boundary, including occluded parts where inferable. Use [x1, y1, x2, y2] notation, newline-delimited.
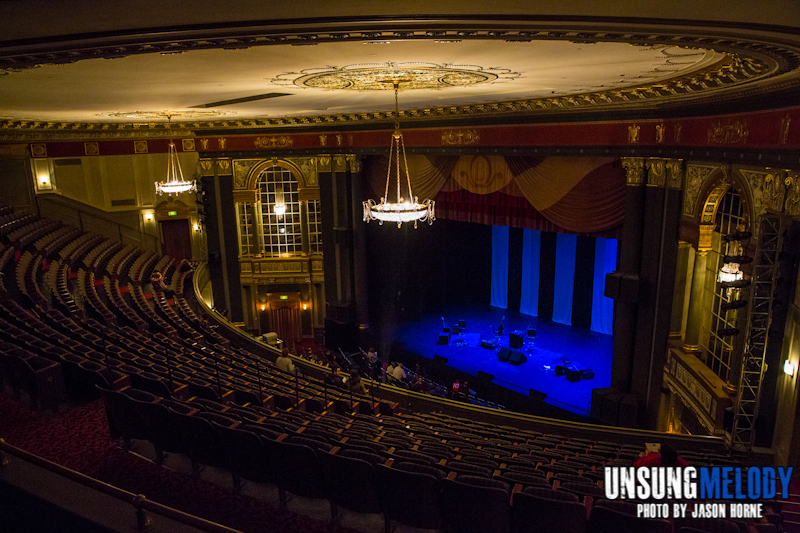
[452, 155, 514, 194]
[591, 237, 618, 335]
[364, 155, 452, 202]
[552, 233, 577, 325]
[491, 225, 509, 309]
[539, 161, 627, 233]
[520, 228, 541, 317]
[514, 157, 612, 211]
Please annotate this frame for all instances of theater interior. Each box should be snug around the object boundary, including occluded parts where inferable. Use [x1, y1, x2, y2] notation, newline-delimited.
[1, 2, 800, 532]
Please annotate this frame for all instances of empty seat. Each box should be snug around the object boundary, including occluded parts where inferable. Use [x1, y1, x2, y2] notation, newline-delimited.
[511, 485, 586, 533]
[588, 504, 670, 533]
[377, 461, 444, 531]
[319, 449, 383, 518]
[441, 475, 510, 533]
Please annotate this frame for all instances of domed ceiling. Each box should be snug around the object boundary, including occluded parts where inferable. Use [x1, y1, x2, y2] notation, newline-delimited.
[1, 2, 799, 136]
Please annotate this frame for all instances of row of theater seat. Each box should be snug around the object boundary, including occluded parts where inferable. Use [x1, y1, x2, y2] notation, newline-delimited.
[96, 386, 774, 533]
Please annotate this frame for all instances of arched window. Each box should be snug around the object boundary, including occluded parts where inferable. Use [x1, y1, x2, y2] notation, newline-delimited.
[237, 163, 322, 258]
[702, 186, 747, 382]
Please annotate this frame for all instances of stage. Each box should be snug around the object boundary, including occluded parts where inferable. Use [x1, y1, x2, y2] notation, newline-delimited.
[394, 306, 613, 416]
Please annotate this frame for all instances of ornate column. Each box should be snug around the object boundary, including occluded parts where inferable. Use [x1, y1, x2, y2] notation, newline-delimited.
[631, 158, 684, 428]
[683, 248, 710, 352]
[670, 241, 693, 338]
[609, 157, 646, 392]
[199, 157, 243, 322]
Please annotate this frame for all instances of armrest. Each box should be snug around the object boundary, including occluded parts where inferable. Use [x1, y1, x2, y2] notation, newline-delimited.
[447, 472, 457, 481]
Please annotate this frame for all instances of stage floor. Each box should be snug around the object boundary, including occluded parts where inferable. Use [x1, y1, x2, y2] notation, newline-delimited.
[394, 306, 613, 416]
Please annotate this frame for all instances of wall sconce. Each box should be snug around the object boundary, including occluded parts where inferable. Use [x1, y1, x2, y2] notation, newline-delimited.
[144, 212, 154, 221]
[32, 159, 53, 191]
[260, 303, 266, 311]
[784, 360, 795, 377]
[193, 223, 201, 231]
[302, 303, 308, 310]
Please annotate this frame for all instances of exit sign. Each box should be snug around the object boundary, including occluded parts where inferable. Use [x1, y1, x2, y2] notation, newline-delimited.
[280, 295, 288, 300]
[167, 211, 177, 216]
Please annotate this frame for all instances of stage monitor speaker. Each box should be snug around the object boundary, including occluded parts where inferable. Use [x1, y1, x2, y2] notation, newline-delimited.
[497, 347, 512, 362]
[527, 328, 537, 339]
[477, 371, 494, 383]
[458, 320, 466, 329]
[580, 369, 595, 380]
[529, 389, 547, 402]
[509, 350, 527, 366]
[437, 334, 449, 345]
[480, 339, 496, 349]
[442, 327, 450, 333]
[452, 326, 461, 335]
[433, 355, 448, 365]
[510, 331, 524, 349]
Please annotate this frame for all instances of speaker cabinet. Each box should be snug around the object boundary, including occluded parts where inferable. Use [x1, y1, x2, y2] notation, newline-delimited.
[509, 350, 527, 366]
[510, 330, 524, 349]
[497, 347, 512, 362]
[437, 334, 450, 345]
[591, 387, 614, 423]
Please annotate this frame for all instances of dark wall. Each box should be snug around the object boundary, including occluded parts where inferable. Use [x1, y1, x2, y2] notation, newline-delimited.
[366, 219, 492, 329]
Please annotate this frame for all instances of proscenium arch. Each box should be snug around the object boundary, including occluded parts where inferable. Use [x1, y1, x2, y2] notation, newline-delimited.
[244, 159, 307, 191]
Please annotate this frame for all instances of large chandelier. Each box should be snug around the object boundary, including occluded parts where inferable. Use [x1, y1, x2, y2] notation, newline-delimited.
[155, 117, 196, 196]
[363, 80, 434, 228]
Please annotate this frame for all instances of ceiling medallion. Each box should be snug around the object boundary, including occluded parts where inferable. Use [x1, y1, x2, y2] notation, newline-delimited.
[274, 62, 518, 90]
[100, 110, 236, 120]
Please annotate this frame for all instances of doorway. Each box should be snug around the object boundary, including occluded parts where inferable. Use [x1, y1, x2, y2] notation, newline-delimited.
[160, 218, 192, 260]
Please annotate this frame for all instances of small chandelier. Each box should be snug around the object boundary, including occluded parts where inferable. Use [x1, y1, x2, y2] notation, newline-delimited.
[363, 80, 434, 228]
[274, 185, 286, 217]
[155, 117, 196, 196]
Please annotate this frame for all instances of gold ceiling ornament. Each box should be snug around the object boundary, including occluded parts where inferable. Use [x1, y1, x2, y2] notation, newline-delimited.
[363, 79, 434, 228]
[273, 62, 517, 91]
[100, 110, 235, 120]
[155, 115, 196, 196]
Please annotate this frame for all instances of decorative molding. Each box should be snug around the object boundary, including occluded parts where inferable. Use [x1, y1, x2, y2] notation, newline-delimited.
[0, 21, 793, 133]
[786, 172, 800, 217]
[628, 123, 640, 144]
[133, 140, 148, 154]
[666, 159, 684, 190]
[346, 154, 361, 173]
[674, 124, 682, 144]
[216, 158, 232, 174]
[646, 158, 666, 188]
[232, 190, 257, 203]
[29, 143, 46, 158]
[684, 164, 717, 216]
[233, 159, 261, 189]
[254, 135, 293, 149]
[319, 134, 327, 147]
[442, 129, 480, 145]
[781, 116, 792, 145]
[218, 138, 227, 150]
[655, 124, 665, 144]
[182, 138, 195, 152]
[741, 169, 785, 214]
[621, 157, 645, 186]
[84, 142, 99, 156]
[199, 138, 210, 150]
[698, 224, 715, 251]
[317, 155, 331, 172]
[707, 121, 749, 144]
[333, 155, 347, 172]
[199, 159, 214, 176]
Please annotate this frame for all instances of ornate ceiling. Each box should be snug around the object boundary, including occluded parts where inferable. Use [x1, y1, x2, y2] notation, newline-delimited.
[1, 2, 800, 138]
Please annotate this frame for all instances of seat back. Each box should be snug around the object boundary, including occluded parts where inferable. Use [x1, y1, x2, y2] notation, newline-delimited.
[511, 490, 587, 533]
[441, 476, 510, 533]
[261, 437, 326, 499]
[319, 451, 382, 514]
[377, 463, 443, 530]
[588, 504, 670, 533]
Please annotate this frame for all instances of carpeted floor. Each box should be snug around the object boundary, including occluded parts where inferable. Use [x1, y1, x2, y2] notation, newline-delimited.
[0, 392, 356, 533]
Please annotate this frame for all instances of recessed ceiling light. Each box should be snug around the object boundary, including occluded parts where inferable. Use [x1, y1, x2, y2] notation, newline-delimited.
[435, 40, 462, 44]
[363, 41, 391, 45]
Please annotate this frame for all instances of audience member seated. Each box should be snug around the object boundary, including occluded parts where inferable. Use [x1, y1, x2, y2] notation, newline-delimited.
[633, 442, 688, 467]
[275, 348, 295, 374]
[348, 373, 366, 395]
[392, 362, 407, 381]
